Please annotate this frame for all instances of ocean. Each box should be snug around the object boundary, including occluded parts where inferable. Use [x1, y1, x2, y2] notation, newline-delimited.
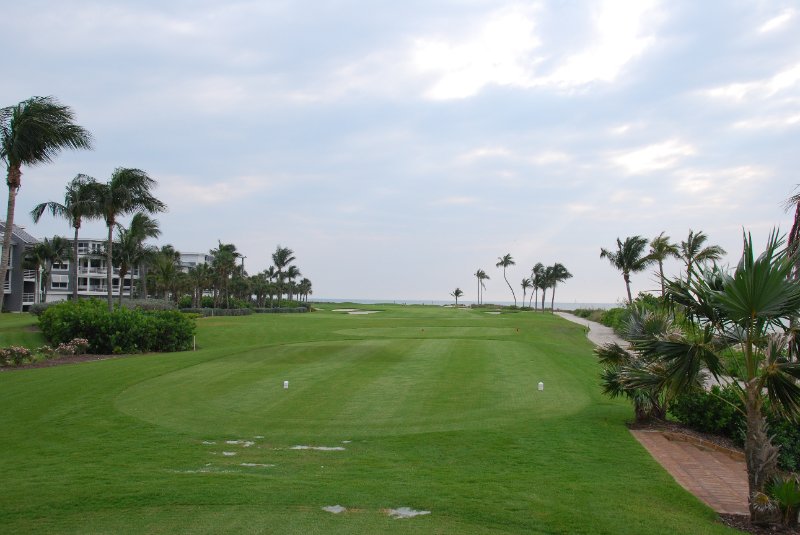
[312, 298, 618, 310]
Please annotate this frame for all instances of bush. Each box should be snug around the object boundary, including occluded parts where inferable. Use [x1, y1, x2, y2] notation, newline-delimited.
[118, 298, 177, 311]
[0, 346, 32, 366]
[177, 295, 192, 309]
[29, 302, 56, 316]
[181, 308, 253, 317]
[200, 296, 214, 308]
[253, 307, 309, 314]
[599, 307, 628, 334]
[38, 299, 195, 354]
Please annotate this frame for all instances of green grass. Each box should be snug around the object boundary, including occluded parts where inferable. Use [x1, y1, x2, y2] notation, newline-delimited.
[0, 305, 736, 534]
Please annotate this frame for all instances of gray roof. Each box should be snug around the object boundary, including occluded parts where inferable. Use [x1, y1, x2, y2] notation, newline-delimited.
[0, 221, 40, 245]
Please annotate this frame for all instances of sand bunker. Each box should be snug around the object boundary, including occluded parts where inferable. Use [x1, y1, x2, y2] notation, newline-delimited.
[485, 311, 501, 315]
[240, 463, 274, 468]
[331, 308, 358, 312]
[202, 440, 216, 445]
[386, 507, 431, 519]
[348, 310, 380, 315]
[222, 451, 237, 456]
[291, 445, 346, 451]
[322, 505, 347, 514]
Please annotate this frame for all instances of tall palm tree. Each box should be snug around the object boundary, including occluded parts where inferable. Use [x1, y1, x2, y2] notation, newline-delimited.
[210, 242, 239, 308]
[0, 96, 93, 310]
[151, 245, 180, 301]
[520, 278, 532, 309]
[26, 236, 71, 303]
[640, 231, 800, 523]
[272, 245, 296, 307]
[31, 174, 101, 300]
[548, 263, 572, 311]
[298, 277, 313, 303]
[187, 263, 212, 307]
[496, 253, 517, 306]
[679, 230, 726, 285]
[786, 188, 800, 280]
[531, 263, 545, 310]
[540, 265, 554, 312]
[285, 265, 302, 303]
[92, 168, 166, 311]
[450, 287, 463, 306]
[600, 236, 652, 304]
[648, 232, 680, 298]
[474, 269, 489, 305]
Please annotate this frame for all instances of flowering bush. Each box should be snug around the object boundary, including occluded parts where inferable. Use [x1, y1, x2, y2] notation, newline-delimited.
[55, 338, 90, 356]
[0, 346, 32, 366]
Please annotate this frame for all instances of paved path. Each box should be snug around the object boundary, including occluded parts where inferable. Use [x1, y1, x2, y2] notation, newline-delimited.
[555, 311, 750, 515]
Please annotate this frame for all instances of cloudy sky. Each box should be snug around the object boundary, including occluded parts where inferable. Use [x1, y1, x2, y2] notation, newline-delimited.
[2, 0, 798, 304]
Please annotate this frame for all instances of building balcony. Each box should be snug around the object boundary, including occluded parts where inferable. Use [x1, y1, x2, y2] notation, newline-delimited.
[22, 293, 35, 305]
[23, 269, 36, 281]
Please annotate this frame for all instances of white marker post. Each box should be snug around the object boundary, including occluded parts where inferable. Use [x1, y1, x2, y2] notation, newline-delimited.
[284, 380, 289, 389]
[538, 381, 544, 391]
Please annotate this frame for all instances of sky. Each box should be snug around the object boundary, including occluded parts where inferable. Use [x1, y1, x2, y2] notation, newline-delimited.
[1, 0, 799, 304]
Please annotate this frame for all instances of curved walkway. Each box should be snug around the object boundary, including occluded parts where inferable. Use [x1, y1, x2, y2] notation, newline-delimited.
[556, 311, 749, 516]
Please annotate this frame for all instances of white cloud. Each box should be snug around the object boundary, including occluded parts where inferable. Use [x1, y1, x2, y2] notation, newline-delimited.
[733, 113, 800, 130]
[705, 63, 800, 101]
[542, 0, 661, 88]
[457, 147, 514, 162]
[612, 139, 695, 174]
[530, 150, 570, 165]
[412, 4, 542, 100]
[758, 9, 795, 33]
[161, 174, 273, 206]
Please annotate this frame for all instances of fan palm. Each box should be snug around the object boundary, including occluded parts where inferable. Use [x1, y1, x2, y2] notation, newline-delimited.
[92, 168, 166, 310]
[495, 253, 517, 306]
[648, 232, 680, 297]
[679, 230, 726, 285]
[450, 287, 463, 306]
[548, 263, 572, 311]
[600, 236, 652, 304]
[31, 174, 101, 299]
[0, 96, 93, 310]
[641, 231, 800, 522]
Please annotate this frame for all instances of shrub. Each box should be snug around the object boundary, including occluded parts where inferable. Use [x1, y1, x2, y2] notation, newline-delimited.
[118, 298, 177, 311]
[599, 307, 628, 334]
[0, 346, 32, 366]
[181, 308, 253, 317]
[200, 296, 214, 308]
[253, 307, 309, 314]
[38, 299, 195, 354]
[29, 302, 56, 316]
[177, 295, 192, 309]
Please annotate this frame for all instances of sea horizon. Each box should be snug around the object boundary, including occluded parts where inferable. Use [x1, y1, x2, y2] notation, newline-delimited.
[312, 298, 619, 310]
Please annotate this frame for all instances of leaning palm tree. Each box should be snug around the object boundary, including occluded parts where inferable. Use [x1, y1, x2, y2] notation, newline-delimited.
[474, 269, 488, 305]
[679, 230, 726, 286]
[31, 174, 102, 300]
[0, 96, 93, 310]
[548, 263, 572, 311]
[531, 263, 545, 310]
[92, 168, 166, 311]
[641, 231, 800, 523]
[450, 287, 463, 306]
[600, 236, 652, 304]
[540, 265, 554, 312]
[648, 232, 680, 297]
[496, 253, 517, 306]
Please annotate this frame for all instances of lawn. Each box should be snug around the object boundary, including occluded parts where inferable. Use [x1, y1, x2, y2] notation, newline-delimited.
[0, 305, 736, 534]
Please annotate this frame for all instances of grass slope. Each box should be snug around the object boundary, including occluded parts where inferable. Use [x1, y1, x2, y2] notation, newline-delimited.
[0, 306, 735, 534]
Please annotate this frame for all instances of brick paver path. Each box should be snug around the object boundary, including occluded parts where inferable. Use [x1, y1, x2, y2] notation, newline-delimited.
[631, 430, 749, 515]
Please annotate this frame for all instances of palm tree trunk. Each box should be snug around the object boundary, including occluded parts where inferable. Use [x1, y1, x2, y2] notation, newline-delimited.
[0, 172, 21, 311]
[550, 283, 556, 312]
[533, 289, 538, 311]
[745, 381, 779, 523]
[503, 268, 517, 306]
[658, 259, 666, 298]
[118, 266, 127, 307]
[72, 225, 80, 300]
[624, 273, 633, 304]
[106, 222, 114, 312]
[541, 288, 547, 312]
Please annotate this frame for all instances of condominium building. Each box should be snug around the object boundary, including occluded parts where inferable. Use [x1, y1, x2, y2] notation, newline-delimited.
[0, 222, 39, 312]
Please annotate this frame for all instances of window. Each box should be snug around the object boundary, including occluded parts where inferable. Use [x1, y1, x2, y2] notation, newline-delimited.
[51, 274, 69, 289]
[52, 260, 69, 271]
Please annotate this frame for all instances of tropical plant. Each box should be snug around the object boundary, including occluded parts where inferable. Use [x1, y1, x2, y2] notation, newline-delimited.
[547, 263, 572, 311]
[474, 269, 489, 305]
[25, 237, 72, 302]
[285, 265, 301, 302]
[113, 213, 160, 305]
[450, 287, 463, 306]
[211, 242, 240, 308]
[648, 232, 680, 297]
[187, 263, 213, 308]
[520, 278, 532, 309]
[92, 168, 166, 311]
[150, 246, 181, 302]
[272, 245, 296, 307]
[531, 263, 545, 310]
[30, 174, 101, 299]
[496, 253, 517, 306]
[0, 96, 93, 310]
[768, 474, 800, 527]
[639, 231, 800, 523]
[600, 236, 652, 303]
[297, 278, 312, 303]
[679, 229, 726, 285]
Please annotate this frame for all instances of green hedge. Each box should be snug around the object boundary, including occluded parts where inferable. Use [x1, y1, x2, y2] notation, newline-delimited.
[38, 299, 195, 354]
[180, 308, 253, 317]
[670, 385, 800, 472]
[253, 307, 309, 314]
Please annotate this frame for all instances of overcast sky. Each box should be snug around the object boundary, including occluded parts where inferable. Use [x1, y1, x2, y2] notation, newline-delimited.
[2, 0, 798, 304]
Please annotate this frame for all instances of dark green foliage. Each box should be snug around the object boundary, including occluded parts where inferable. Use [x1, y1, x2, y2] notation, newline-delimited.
[177, 295, 192, 308]
[600, 307, 628, 333]
[118, 298, 176, 311]
[28, 302, 55, 316]
[38, 299, 194, 354]
[181, 308, 253, 317]
[670, 385, 800, 472]
[253, 307, 309, 314]
[200, 296, 214, 308]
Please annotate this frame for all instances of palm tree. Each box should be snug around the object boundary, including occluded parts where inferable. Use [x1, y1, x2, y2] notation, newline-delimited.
[151, 245, 180, 301]
[30, 174, 101, 300]
[548, 263, 572, 311]
[285, 265, 302, 303]
[93, 168, 166, 311]
[297, 277, 313, 303]
[540, 265, 554, 312]
[113, 213, 160, 305]
[786, 188, 800, 280]
[600, 236, 652, 304]
[187, 263, 213, 307]
[474, 269, 489, 305]
[640, 231, 800, 523]
[531, 263, 545, 310]
[26, 236, 71, 303]
[648, 232, 680, 297]
[679, 230, 726, 285]
[450, 287, 463, 306]
[521, 278, 532, 309]
[496, 253, 517, 306]
[0, 96, 93, 310]
[272, 245, 296, 307]
[210, 242, 239, 308]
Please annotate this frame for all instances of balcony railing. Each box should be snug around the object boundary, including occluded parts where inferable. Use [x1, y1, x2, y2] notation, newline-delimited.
[22, 293, 35, 304]
[23, 270, 36, 281]
[3, 281, 9, 293]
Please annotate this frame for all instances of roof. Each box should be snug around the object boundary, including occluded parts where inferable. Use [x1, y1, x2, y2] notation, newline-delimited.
[0, 221, 39, 245]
